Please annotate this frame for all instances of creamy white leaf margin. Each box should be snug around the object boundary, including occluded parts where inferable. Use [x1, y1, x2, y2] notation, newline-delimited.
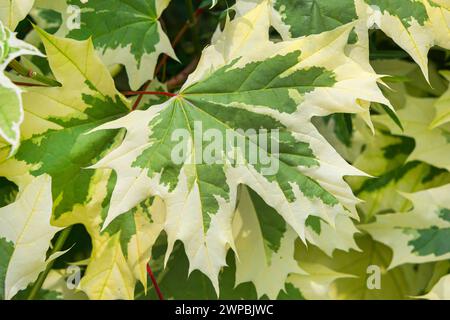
[358, 0, 450, 80]
[34, 0, 177, 90]
[231, 187, 358, 299]
[0, 21, 42, 154]
[361, 184, 450, 268]
[232, 187, 303, 299]
[195, 0, 391, 129]
[374, 95, 450, 171]
[236, 0, 450, 80]
[90, 2, 389, 291]
[127, 197, 166, 291]
[0, 174, 62, 300]
[288, 264, 355, 300]
[305, 214, 361, 256]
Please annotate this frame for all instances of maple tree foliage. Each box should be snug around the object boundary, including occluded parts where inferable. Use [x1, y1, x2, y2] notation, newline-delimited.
[0, 0, 449, 300]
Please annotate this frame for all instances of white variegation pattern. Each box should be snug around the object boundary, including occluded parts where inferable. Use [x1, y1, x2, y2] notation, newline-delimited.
[361, 185, 450, 268]
[0, 174, 62, 300]
[90, 3, 389, 292]
[0, 21, 42, 153]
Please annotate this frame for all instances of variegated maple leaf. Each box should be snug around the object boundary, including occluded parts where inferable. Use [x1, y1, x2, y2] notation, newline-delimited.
[0, 174, 62, 300]
[79, 197, 165, 300]
[346, 125, 450, 219]
[232, 186, 359, 299]
[235, 0, 358, 38]
[232, 187, 303, 299]
[0, 28, 165, 300]
[362, 0, 450, 78]
[35, 0, 177, 90]
[361, 184, 450, 268]
[236, 0, 450, 78]
[0, 21, 42, 153]
[91, 3, 389, 290]
[291, 235, 433, 300]
[374, 93, 450, 171]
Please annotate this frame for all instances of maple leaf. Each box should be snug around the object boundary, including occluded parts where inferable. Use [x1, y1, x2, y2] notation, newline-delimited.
[232, 187, 303, 299]
[0, 27, 165, 300]
[291, 235, 434, 299]
[91, 3, 389, 290]
[0, 175, 62, 300]
[347, 126, 450, 219]
[237, 0, 450, 79]
[37, 269, 88, 300]
[35, 0, 177, 90]
[233, 186, 359, 299]
[374, 94, 450, 171]
[361, 185, 450, 268]
[235, 0, 358, 39]
[0, 0, 448, 302]
[0, 21, 42, 153]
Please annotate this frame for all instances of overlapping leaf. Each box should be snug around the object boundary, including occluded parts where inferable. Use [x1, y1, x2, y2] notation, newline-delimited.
[232, 187, 303, 299]
[0, 28, 166, 300]
[347, 63, 450, 219]
[362, 0, 450, 78]
[90, 3, 390, 290]
[35, 0, 176, 90]
[81, 197, 165, 299]
[361, 184, 450, 268]
[0, 21, 42, 152]
[233, 186, 360, 299]
[0, 174, 62, 300]
[347, 127, 450, 219]
[236, 0, 358, 38]
[371, 59, 448, 110]
[290, 235, 435, 299]
[374, 93, 450, 171]
[237, 0, 450, 78]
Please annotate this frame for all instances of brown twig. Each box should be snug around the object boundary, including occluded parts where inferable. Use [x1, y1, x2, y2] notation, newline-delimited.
[122, 91, 177, 97]
[166, 57, 200, 90]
